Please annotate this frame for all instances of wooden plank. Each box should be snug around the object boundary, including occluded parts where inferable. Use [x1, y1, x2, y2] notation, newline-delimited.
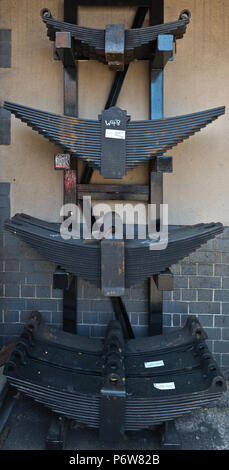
[78, 184, 149, 200]
[77, 0, 151, 6]
[79, 192, 148, 201]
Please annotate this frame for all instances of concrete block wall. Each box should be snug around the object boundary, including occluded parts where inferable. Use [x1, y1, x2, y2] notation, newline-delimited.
[163, 231, 229, 370]
[0, 183, 63, 346]
[0, 183, 229, 372]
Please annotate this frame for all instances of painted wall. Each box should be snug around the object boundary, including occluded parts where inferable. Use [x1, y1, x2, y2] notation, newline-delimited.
[164, 0, 229, 225]
[0, 0, 228, 225]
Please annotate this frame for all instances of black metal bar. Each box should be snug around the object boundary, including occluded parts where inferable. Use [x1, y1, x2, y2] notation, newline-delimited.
[63, 276, 77, 334]
[148, 167, 163, 335]
[80, 165, 93, 184]
[46, 415, 68, 450]
[0, 108, 10, 145]
[64, 1, 78, 117]
[0, 389, 19, 438]
[110, 297, 134, 339]
[64, 0, 77, 22]
[150, 0, 164, 26]
[148, 278, 163, 336]
[63, 0, 78, 334]
[148, 0, 164, 337]
[0, 30, 11, 68]
[160, 420, 181, 449]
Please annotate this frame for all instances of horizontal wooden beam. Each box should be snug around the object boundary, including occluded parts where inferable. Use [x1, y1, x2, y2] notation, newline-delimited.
[77, 184, 149, 201]
[77, 0, 151, 6]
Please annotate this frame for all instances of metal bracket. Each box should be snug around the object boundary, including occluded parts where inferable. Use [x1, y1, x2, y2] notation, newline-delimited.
[151, 156, 173, 173]
[105, 24, 125, 71]
[55, 31, 75, 68]
[100, 107, 129, 178]
[53, 267, 72, 290]
[0, 388, 20, 446]
[101, 239, 125, 296]
[160, 420, 181, 449]
[153, 268, 174, 291]
[152, 34, 174, 69]
[100, 321, 126, 443]
[46, 415, 68, 450]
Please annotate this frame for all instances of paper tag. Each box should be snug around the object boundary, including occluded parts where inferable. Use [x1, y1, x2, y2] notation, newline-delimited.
[153, 382, 175, 391]
[144, 360, 164, 369]
[105, 129, 126, 140]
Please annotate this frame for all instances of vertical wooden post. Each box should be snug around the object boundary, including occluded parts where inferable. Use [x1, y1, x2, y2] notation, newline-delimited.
[148, 0, 164, 336]
[63, 0, 78, 333]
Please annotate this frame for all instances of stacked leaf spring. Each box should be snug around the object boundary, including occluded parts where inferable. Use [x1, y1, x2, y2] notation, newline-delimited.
[4, 214, 223, 287]
[2, 5, 227, 441]
[4, 312, 226, 431]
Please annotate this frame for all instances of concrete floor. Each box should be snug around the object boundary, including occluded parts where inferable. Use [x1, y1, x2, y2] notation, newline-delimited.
[1, 383, 229, 451]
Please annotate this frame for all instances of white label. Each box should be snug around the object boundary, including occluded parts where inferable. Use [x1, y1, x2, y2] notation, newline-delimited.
[105, 119, 121, 126]
[144, 360, 164, 369]
[153, 382, 175, 391]
[105, 129, 126, 140]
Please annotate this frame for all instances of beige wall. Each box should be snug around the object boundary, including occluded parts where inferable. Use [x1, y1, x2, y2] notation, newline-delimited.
[0, 0, 228, 225]
[164, 0, 229, 225]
